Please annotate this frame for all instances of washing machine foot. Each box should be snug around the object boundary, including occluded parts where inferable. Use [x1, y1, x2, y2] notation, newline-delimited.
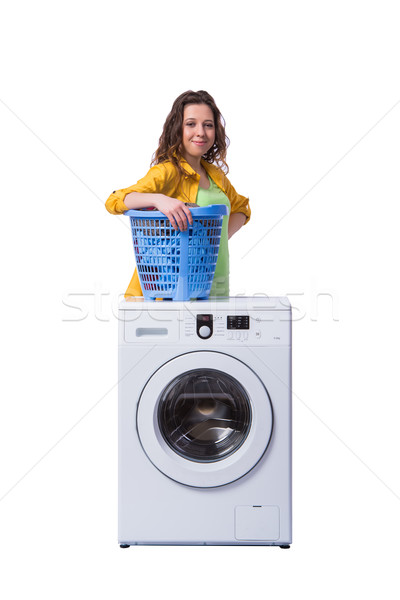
[279, 545, 291, 549]
[120, 544, 130, 549]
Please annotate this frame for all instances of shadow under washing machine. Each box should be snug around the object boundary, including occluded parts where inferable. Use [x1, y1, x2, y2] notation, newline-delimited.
[118, 296, 292, 547]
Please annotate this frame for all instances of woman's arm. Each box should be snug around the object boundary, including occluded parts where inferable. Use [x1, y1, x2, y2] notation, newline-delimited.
[123, 191, 164, 210]
[228, 212, 246, 239]
[124, 192, 193, 231]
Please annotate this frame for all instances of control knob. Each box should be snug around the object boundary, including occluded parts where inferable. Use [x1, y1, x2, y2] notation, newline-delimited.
[198, 325, 211, 338]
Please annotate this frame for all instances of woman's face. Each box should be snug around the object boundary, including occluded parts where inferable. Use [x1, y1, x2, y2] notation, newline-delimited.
[181, 103, 215, 163]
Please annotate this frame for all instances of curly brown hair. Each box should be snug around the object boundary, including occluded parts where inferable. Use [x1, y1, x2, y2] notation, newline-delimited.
[151, 90, 230, 181]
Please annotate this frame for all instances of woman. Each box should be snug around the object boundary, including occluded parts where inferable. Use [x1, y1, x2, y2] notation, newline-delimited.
[106, 90, 250, 297]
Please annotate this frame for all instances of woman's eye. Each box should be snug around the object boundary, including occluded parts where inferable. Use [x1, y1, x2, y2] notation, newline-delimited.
[185, 122, 214, 128]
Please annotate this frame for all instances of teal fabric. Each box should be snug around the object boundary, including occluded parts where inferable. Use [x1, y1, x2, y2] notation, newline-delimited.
[196, 176, 230, 296]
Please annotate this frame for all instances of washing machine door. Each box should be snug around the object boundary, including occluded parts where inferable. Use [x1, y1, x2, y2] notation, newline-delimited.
[137, 351, 273, 488]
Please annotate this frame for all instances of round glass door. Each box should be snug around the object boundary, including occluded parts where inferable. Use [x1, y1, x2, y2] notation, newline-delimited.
[158, 369, 252, 463]
[137, 351, 273, 488]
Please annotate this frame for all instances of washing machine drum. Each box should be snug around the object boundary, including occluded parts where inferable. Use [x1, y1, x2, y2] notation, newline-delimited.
[158, 369, 252, 463]
[137, 352, 273, 488]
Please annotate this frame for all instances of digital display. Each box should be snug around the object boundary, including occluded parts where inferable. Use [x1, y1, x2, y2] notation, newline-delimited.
[227, 316, 249, 330]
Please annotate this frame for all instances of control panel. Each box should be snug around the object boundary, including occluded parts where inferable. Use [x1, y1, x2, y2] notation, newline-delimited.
[185, 311, 290, 346]
[120, 298, 291, 347]
[120, 310, 291, 348]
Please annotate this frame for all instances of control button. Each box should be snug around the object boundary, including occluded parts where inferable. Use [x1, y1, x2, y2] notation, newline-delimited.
[236, 332, 241, 340]
[255, 330, 261, 339]
[227, 332, 233, 340]
[198, 325, 211, 338]
[243, 332, 249, 340]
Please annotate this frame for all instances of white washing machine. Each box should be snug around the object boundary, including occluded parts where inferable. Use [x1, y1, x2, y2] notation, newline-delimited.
[118, 296, 292, 547]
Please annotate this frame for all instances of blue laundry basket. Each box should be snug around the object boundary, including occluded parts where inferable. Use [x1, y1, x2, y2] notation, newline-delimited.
[124, 204, 228, 301]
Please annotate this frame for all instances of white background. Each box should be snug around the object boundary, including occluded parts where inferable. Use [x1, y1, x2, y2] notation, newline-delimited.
[1, 0, 399, 597]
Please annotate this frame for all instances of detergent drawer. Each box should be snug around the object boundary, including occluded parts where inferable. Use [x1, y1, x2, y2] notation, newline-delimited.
[123, 310, 179, 343]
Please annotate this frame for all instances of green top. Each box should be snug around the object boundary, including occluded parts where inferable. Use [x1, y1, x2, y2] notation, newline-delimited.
[196, 176, 231, 296]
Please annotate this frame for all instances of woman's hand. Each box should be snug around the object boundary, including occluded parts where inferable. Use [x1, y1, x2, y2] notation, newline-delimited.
[154, 195, 193, 231]
[123, 192, 193, 231]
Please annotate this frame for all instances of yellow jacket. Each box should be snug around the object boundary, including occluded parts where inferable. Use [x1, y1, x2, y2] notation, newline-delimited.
[105, 158, 251, 297]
